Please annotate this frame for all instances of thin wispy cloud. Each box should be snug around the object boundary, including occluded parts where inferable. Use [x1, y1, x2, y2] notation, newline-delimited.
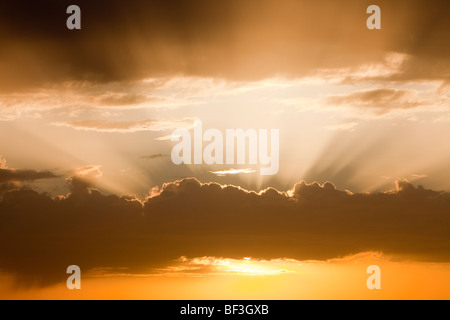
[141, 154, 170, 160]
[210, 169, 256, 176]
[52, 118, 197, 133]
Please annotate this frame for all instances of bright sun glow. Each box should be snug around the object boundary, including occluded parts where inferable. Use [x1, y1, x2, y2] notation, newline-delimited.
[161, 256, 297, 276]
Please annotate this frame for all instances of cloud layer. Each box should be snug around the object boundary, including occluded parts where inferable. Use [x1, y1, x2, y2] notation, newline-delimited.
[327, 88, 421, 113]
[53, 118, 196, 133]
[0, 158, 58, 184]
[0, 176, 449, 286]
[0, 0, 448, 92]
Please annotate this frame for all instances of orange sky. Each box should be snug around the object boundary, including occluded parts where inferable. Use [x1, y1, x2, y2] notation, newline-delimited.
[2, 253, 450, 299]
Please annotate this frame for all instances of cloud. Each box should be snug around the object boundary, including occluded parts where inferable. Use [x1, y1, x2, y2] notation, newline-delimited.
[0, 158, 59, 184]
[0, 0, 448, 92]
[66, 165, 103, 194]
[52, 118, 196, 133]
[156, 251, 387, 277]
[141, 154, 170, 160]
[157, 256, 296, 276]
[314, 52, 410, 83]
[325, 122, 359, 132]
[410, 173, 428, 179]
[0, 176, 450, 287]
[95, 93, 149, 107]
[0, 169, 58, 183]
[0, 80, 200, 121]
[154, 134, 175, 141]
[327, 88, 422, 114]
[210, 168, 256, 176]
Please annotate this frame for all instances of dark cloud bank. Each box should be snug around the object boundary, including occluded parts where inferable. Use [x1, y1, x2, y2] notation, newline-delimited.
[0, 176, 449, 286]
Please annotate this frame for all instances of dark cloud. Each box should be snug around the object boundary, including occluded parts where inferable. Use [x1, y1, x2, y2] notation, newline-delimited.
[0, 169, 59, 183]
[0, 0, 448, 92]
[0, 177, 449, 287]
[327, 88, 421, 113]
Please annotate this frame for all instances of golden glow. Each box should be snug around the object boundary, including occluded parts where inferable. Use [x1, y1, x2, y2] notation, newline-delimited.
[164, 256, 295, 276]
[2, 252, 450, 299]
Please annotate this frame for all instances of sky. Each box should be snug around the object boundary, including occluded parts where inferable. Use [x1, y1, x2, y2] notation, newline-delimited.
[0, 0, 449, 299]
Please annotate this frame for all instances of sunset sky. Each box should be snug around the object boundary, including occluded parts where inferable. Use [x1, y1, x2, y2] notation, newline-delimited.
[0, 0, 449, 299]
